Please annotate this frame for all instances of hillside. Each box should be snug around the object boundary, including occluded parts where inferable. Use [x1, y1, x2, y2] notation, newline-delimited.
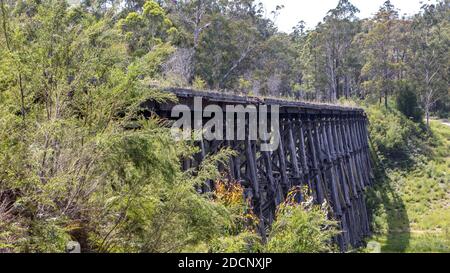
[366, 119, 450, 253]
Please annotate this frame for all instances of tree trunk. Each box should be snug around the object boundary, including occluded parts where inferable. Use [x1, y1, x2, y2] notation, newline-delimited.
[384, 92, 388, 109]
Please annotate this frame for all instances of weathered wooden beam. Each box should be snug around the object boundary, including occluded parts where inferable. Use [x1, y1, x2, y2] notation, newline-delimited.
[297, 120, 312, 191]
[323, 117, 343, 217]
[276, 123, 290, 195]
[288, 121, 301, 182]
[310, 119, 326, 204]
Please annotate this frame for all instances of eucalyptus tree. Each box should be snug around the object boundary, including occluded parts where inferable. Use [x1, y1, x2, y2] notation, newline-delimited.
[409, 2, 449, 127]
[320, 0, 360, 101]
[171, 0, 276, 90]
[360, 0, 400, 107]
[296, 0, 361, 101]
[156, 0, 219, 83]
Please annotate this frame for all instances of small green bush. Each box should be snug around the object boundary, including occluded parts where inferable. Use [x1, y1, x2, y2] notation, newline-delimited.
[396, 83, 423, 123]
[266, 188, 339, 253]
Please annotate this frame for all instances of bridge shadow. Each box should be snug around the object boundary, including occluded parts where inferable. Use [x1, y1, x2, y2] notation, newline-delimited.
[366, 154, 411, 252]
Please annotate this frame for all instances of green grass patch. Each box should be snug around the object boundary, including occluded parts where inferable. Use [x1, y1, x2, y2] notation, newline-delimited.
[365, 112, 450, 253]
[371, 232, 450, 253]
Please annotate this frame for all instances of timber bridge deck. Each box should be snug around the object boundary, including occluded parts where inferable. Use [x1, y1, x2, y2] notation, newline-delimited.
[145, 88, 373, 251]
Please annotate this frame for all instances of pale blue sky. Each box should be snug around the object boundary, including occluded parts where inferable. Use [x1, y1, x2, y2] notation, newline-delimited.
[259, 0, 437, 33]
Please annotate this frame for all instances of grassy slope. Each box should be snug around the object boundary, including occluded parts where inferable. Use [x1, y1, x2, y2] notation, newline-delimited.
[366, 121, 450, 253]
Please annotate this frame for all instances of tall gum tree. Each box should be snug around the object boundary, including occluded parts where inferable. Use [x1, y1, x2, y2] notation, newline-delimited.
[409, 2, 449, 128]
[361, 0, 400, 108]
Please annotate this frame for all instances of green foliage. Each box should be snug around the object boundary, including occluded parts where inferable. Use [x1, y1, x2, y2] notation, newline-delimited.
[24, 219, 72, 253]
[366, 115, 450, 253]
[88, 140, 241, 252]
[366, 104, 423, 162]
[370, 232, 450, 253]
[0, 0, 254, 253]
[409, 2, 449, 124]
[201, 180, 262, 253]
[118, 0, 175, 56]
[208, 232, 263, 253]
[395, 83, 423, 122]
[266, 189, 339, 253]
[192, 76, 206, 90]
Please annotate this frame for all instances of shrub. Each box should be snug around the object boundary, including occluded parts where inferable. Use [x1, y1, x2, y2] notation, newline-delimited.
[265, 188, 339, 253]
[193, 76, 207, 90]
[366, 105, 424, 163]
[396, 83, 423, 123]
[205, 180, 262, 253]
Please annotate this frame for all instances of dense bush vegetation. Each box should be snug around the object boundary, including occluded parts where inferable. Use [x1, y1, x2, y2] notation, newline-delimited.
[396, 83, 423, 123]
[266, 189, 339, 253]
[366, 104, 424, 163]
[0, 0, 238, 252]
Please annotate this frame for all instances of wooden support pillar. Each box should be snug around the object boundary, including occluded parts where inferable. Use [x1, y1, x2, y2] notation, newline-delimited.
[308, 118, 325, 204]
[353, 117, 367, 188]
[246, 139, 260, 200]
[346, 118, 364, 193]
[234, 145, 242, 181]
[183, 158, 191, 171]
[245, 138, 267, 242]
[321, 116, 343, 217]
[263, 151, 282, 208]
[297, 120, 311, 191]
[337, 118, 353, 208]
[288, 120, 302, 185]
[363, 118, 374, 183]
[323, 115, 354, 250]
[277, 120, 290, 195]
[358, 117, 372, 187]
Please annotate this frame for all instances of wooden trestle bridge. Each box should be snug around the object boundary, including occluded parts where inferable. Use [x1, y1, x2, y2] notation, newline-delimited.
[145, 88, 374, 252]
